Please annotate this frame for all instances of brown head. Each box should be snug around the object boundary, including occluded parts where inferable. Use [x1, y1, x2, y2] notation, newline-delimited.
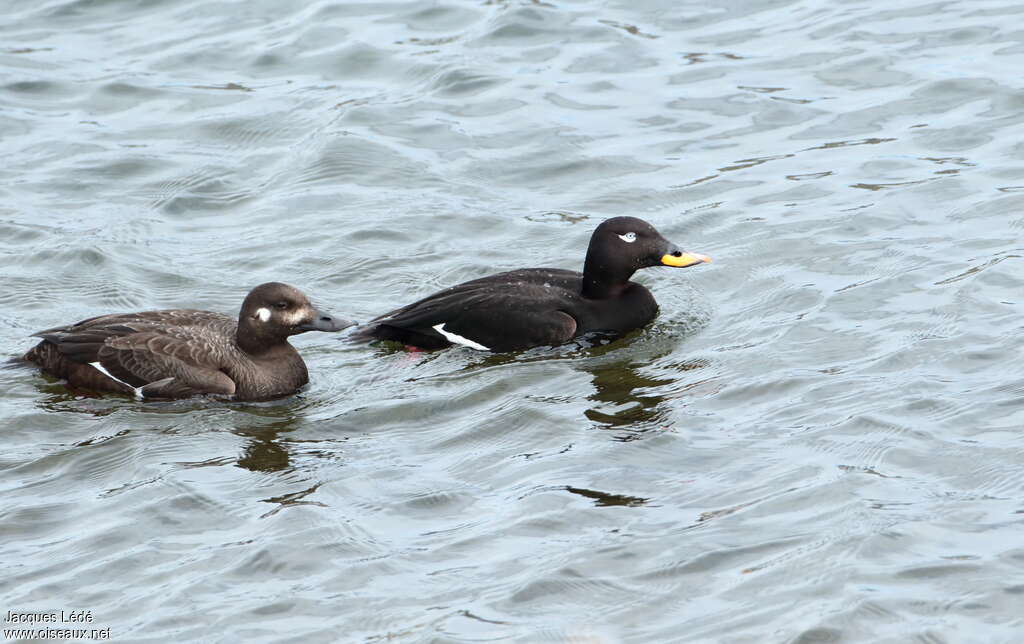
[236, 282, 352, 353]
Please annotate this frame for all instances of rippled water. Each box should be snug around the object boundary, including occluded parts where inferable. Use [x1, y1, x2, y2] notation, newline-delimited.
[3, 0, 1024, 642]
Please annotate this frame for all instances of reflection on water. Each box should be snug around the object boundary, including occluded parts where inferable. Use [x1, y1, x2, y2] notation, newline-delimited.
[233, 419, 299, 473]
[565, 485, 649, 507]
[259, 482, 326, 519]
[583, 359, 674, 430]
[581, 348, 709, 442]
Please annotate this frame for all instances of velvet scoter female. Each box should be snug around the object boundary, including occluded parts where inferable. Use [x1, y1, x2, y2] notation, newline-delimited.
[22, 282, 352, 401]
[353, 216, 710, 352]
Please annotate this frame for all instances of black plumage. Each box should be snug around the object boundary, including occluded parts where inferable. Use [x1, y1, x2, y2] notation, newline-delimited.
[354, 216, 710, 352]
[22, 282, 351, 401]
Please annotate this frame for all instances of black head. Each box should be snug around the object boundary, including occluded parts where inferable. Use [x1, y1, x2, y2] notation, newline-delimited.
[237, 282, 353, 350]
[582, 217, 710, 299]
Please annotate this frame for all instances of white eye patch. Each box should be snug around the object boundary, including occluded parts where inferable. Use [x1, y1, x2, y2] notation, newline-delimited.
[618, 232, 637, 243]
[255, 307, 271, 322]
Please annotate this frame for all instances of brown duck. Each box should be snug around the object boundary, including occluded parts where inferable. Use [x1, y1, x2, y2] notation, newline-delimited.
[22, 282, 351, 401]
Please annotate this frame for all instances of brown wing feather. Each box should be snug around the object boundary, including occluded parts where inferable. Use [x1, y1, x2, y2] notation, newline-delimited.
[28, 309, 239, 397]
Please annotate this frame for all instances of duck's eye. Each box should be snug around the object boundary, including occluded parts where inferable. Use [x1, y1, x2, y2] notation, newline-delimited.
[274, 301, 289, 310]
[618, 232, 637, 243]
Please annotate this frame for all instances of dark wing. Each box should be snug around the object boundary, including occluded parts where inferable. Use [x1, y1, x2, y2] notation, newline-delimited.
[96, 333, 236, 397]
[434, 306, 577, 352]
[32, 310, 237, 398]
[357, 269, 583, 351]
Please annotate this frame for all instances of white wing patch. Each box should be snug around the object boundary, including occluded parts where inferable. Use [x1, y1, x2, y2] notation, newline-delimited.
[256, 307, 271, 322]
[432, 323, 490, 351]
[90, 361, 144, 400]
[618, 232, 637, 243]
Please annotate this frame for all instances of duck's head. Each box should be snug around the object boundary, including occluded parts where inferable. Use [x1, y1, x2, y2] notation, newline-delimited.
[239, 282, 353, 342]
[594, 216, 711, 270]
[582, 217, 710, 298]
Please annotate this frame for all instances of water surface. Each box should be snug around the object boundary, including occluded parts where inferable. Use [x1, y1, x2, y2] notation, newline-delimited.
[2, 0, 1024, 642]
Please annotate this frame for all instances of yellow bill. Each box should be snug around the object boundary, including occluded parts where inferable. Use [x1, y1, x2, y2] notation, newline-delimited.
[661, 252, 712, 267]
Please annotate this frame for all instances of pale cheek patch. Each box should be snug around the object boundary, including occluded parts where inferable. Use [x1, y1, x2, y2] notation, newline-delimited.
[432, 323, 490, 351]
[285, 309, 307, 326]
[255, 307, 271, 322]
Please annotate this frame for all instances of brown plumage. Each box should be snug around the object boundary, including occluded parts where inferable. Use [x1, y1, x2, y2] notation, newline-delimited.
[22, 282, 352, 401]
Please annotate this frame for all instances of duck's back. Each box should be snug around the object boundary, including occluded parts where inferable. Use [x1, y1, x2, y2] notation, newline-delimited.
[29, 309, 238, 366]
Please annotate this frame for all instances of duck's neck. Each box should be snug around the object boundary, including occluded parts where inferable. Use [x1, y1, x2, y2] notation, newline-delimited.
[235, 319, 291, 356]
[581, 253, 635, 300]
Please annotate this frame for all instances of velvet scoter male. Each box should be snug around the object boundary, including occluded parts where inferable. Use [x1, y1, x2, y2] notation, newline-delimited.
[353, 216, 710, 352]
[22, 282, 351, 401]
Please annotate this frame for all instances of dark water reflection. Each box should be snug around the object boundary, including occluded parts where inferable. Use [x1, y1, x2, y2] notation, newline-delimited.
[233, 419, 301, 474]
[583, 354, 708, 438]
[585, 359, 674, 430]
[564, 486, 649, 508]
[4, 0, 1024, 642]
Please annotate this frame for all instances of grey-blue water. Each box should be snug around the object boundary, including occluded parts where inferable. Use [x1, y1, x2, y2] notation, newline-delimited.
[2, 0, 1023, 642]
